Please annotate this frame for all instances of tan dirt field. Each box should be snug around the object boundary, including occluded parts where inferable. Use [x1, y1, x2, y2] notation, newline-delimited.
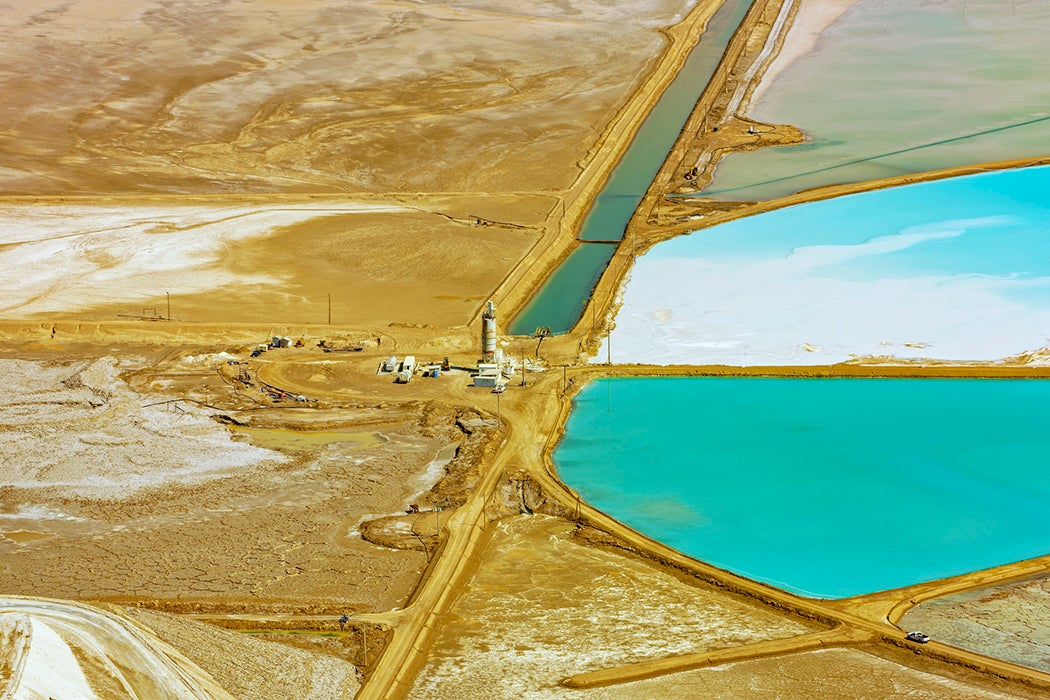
[3, 0, 1050, 698]
[901, 575, 1050, 675]
[0, 350, 469, 609]
[573, 648, 1022, 699]
[408, 515, 819, 699]
[0, 0, 693, 196]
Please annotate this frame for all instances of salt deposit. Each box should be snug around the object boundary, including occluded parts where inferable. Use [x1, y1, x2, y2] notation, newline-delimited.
[0, 357, 284, 496]
[601, 166, 1050, 366]
[600, 231, 1050, 366]
[0, 202, 403, 317]
[0, 597, 232, 699]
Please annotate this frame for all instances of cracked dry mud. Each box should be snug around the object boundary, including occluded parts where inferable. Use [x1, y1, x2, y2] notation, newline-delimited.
[902, 575, 1050, 674]
[0, 355, 468, 613]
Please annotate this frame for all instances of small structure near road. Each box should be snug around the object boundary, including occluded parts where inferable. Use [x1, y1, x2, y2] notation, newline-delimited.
[472, 363, 503, 389]
[395, 356, 416, 384]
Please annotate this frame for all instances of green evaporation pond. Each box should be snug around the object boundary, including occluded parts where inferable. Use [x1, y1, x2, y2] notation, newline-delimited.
[704, 0, 1050, 200]
[508, 0, 753, 335]
[555, 377, 1050, 598]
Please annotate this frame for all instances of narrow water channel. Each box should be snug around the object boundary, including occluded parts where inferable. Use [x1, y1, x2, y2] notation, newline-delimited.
[509, 0, 752, 336]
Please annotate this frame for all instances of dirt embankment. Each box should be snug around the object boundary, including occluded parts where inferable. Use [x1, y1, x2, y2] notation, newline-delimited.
[359, 408, 502, 553]
[0, 350, 492, 616]
[119, 605, 364, 699]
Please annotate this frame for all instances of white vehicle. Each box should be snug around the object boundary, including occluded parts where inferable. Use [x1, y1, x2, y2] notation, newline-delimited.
[396, 368, 413, 384]
[905, 631, 930, 644]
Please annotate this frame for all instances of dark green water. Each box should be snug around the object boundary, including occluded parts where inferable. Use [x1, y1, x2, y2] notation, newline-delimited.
[508, 244, 615, 338]
[509, 0, 752, 335]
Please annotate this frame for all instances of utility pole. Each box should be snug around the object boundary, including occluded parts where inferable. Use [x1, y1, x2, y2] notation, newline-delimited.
[362, 625, 368, 668]
[327, 293, 331, 325]
[166, 292, 171, 321]
[520, 345, 526, 386]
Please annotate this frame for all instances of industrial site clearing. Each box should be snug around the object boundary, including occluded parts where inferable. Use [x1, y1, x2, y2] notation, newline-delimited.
[3, 0, 1050, 698]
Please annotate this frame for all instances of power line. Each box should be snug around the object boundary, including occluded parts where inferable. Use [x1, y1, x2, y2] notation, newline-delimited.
[693, 113, 1050, 197]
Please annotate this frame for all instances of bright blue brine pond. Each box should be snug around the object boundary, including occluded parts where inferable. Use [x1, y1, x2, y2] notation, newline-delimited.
[605, 164, 1050, 366]
[555, 377, 1050, 598]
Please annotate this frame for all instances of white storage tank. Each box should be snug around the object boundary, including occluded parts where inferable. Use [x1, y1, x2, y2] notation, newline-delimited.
[481, 301, 496, 363]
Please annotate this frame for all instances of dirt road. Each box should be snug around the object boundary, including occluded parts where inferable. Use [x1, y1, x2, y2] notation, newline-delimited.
[0, 596, 232, 699]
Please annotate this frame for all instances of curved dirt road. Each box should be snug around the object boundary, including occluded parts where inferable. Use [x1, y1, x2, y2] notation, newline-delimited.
[0, 597, 232, 699]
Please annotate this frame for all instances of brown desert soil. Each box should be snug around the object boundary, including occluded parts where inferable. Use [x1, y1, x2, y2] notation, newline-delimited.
[900, 574, 1050, 675]
[119, 606, 364, 699]
[407, 514, 818, 699]
[3, 369, 422, 609]
[3, 0, 1050, 698]
[0, 0, 693, 197]
[0, 343, 501, 617]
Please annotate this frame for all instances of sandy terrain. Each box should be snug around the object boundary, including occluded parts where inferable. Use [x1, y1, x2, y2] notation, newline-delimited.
[901, 575, 1050, 674]
[0, 356, 284, 495]
[0, 350, 483, 611]
[409, 515, 817, 698]
[3, 0, 1050, 697]
[573, 648, 1021, 699]
[122, 606, 363, 699]
[0, 0, 698, 327]
[0, 597, 363, 699]
[0, 596, 234, 699]
[0, 337, 508, 699]
[0, 198, 543, 325]
[0, 201, 392, 318]
[0, 0, 693, 196]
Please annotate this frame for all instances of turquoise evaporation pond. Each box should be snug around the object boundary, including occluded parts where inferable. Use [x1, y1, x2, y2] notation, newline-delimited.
[555, 377, 1050, 599]
[644, 164, 1050, 312]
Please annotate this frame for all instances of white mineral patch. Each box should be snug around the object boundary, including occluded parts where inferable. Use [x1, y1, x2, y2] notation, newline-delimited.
[599, 222, 1050, 366]
[0, 202, 403, 317]
[1, 598, 232, 699]
[407, 443, 460, 503]
[0, 357, 285, 496]
[15, 617, 96, 700]
[0, 504, 84, 522]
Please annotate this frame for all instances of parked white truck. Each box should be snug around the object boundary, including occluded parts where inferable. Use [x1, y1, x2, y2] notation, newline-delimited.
[396, 355, 416, 383]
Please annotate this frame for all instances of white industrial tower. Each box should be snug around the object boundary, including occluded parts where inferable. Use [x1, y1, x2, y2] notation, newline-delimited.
[481, 300, 497, 363]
